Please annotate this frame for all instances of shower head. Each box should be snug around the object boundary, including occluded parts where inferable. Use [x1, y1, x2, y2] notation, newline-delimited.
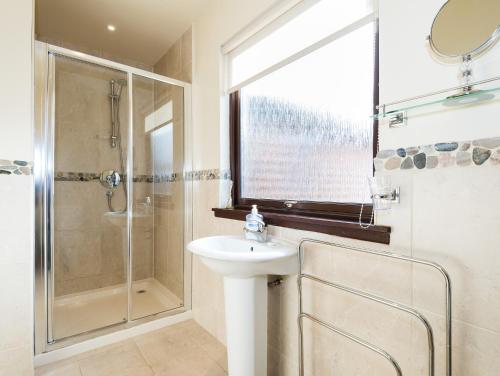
[442, 89, 494, 107]
[110, 79, 127, 98]
[110, 79, 127, 87]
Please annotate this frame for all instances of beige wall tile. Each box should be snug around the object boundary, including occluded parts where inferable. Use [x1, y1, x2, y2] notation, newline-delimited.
[154, 28, 192, 83]
[52, 56, 133, 296]
[0, 263, 33, 351]
[411, 166, 500, 332]
[0, 345, 33, 376]
[0, 175, 33, 373]
[54, 181, 130, 295]
[181, 28, 193, 82]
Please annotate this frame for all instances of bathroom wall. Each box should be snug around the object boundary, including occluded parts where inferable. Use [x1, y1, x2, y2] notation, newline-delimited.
[150, 29, 192, 299]
[0, 0, 34, 374]
[376, 0, 500, 375]
[154, 28, 192, 83]
[52, 57, 157, 296]
[130, 73, 186, 299]
[190, 0, 500, 375]
[130, 77, 156, 285]
[53, 57, 131, 296]
[189, 0, 283, 343]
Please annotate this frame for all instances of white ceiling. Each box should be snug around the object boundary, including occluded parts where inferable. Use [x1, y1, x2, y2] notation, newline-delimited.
[35, 0, 209, 67]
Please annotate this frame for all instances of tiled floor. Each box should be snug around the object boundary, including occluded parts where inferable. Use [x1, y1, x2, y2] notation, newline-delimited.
[35, 320, 228, 376]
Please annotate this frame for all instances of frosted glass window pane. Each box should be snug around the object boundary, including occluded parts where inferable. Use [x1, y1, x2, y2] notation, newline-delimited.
[230, 0, 374, 87]
[240, 23, 375, 204]
[151, 123, 173, 195]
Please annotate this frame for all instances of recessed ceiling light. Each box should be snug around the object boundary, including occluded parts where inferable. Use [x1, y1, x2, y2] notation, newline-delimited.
[107, 25, 116, 31]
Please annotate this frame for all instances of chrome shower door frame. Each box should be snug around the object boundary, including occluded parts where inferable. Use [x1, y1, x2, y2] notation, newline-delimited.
[34, 41, 193, 354]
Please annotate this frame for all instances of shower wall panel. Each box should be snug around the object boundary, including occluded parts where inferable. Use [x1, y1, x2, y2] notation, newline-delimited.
[152, 84, 185, 300]
[131, 78, 155, 282]
[151, 29, 191, 300]
[131, 74, 185, 319]
[53, 57, 155, 296]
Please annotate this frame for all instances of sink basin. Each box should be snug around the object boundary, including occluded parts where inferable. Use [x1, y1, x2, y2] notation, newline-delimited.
[187, 235, 297, 277]
[187, 235, 297, 376]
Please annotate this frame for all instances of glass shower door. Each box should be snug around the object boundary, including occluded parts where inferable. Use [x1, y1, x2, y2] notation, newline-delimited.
[130, 74, 185, 320]
[51, 55, 129, 340]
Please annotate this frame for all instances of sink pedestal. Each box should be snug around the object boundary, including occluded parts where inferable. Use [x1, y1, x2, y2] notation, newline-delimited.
[187, 236, 297, 376]
[224, 276, 267, 376]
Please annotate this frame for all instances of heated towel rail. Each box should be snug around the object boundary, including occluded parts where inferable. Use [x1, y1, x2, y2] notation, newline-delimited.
[297, 238, 452, 376]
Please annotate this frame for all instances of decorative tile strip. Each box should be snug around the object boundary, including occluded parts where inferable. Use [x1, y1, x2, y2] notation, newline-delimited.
[374, 137, 500, 172]
[54, 169, 231, 182]
[55, 172, 100, 181]
[133, 174, 155, 183]
[0, 159, 33, 176]
[184, 169, 231, 181]
[54, 172, 156, 183]
[154, 173, 180, 183]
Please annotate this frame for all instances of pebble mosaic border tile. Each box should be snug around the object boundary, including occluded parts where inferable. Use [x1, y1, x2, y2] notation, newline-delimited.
[4, 138, 498, 179]
[54, 172, 169, 183]
[184, 169, 231, 181]
[374, 137, 500, 171]
[55, 172, 100, 182]
[53, 169, 231, 182]
[154, 173, 180, 183]
[0, 159, 32, 176]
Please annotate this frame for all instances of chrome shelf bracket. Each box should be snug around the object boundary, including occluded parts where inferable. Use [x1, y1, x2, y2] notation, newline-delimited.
[388, 111, 407, 128]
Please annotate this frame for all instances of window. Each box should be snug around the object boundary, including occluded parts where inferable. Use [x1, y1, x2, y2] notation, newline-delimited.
[224, 0, 381, 227]
[227, 0, 375, 89]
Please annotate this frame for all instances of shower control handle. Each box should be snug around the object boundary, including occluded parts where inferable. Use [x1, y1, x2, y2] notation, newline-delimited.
[100, 170, 121, 189]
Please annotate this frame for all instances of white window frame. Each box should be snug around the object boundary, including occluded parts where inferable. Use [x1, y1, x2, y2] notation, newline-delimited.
[222, 0, 378, 94]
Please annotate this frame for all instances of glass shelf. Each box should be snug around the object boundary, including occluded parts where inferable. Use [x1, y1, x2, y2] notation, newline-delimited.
[373, 79, 500, 126]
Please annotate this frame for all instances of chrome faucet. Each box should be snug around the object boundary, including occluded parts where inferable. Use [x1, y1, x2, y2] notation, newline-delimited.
[244, 205, 268, 242]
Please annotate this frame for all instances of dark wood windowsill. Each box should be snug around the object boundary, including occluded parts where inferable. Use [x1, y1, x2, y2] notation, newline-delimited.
[212, 208, 391, 244]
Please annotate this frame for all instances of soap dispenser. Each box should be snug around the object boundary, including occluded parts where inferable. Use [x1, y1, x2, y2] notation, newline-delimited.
[244, 205, 267, 242]
[246, 205, 262, 228]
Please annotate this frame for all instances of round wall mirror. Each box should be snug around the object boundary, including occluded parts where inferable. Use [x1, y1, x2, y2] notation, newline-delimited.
[429, 0, 500, 58]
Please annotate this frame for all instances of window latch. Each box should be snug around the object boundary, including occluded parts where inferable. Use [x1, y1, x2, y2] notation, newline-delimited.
[284, 200, 297, 208]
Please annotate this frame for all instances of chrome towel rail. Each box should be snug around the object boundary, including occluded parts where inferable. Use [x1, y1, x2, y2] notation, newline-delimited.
[300, 312, 403, 376]
[297, 238, 452, 376]
[301, 273, 434, 375]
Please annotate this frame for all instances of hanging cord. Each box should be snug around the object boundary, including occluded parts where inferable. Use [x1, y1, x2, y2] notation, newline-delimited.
[358, 203, 374, 229]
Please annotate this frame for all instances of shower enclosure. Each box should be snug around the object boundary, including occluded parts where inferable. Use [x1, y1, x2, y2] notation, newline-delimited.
[34, 42, 192, 353]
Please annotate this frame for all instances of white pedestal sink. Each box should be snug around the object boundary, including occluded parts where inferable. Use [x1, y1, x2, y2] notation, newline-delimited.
[187, 235, 297, 376]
